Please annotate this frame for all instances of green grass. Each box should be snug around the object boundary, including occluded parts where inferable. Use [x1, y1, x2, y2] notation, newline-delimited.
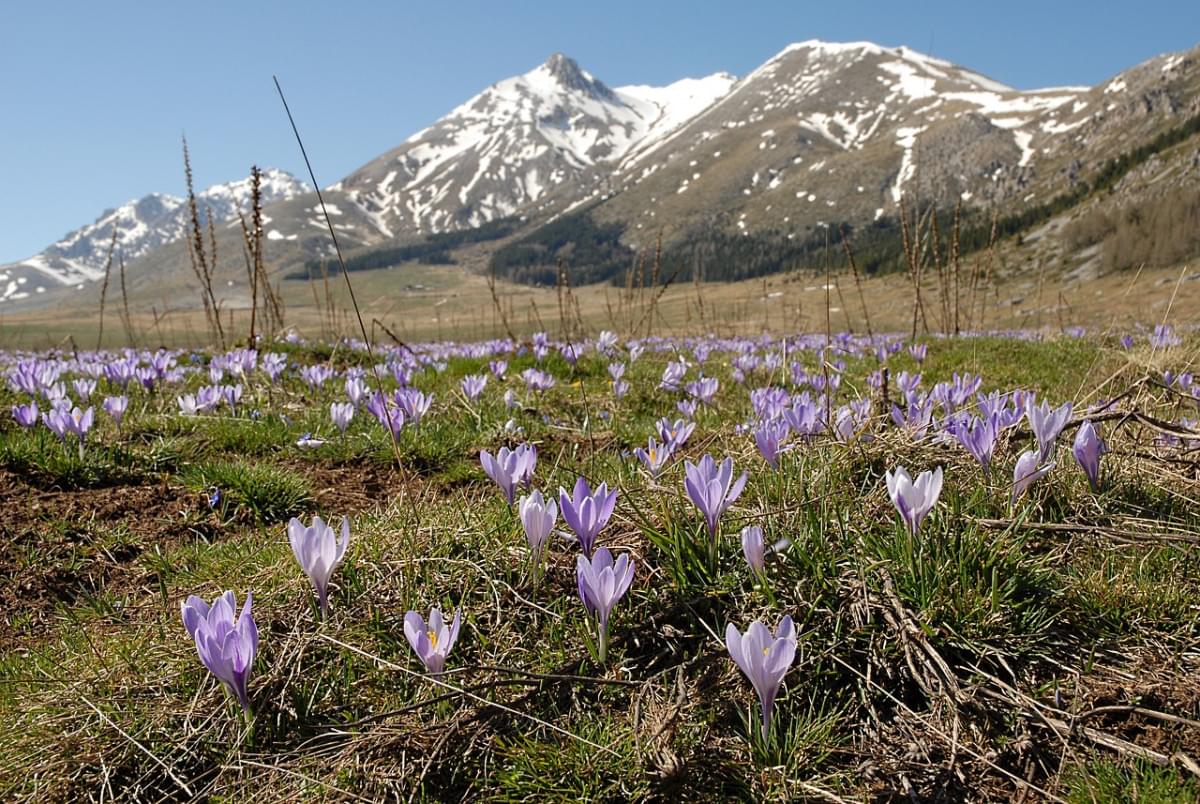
[181, 458, 313, 523]
[1, 333, 1198, 801]
[1064, 759, 1200, 803]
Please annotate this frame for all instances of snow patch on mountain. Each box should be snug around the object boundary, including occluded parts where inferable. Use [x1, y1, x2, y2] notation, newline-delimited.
[1, 168, 309, 299]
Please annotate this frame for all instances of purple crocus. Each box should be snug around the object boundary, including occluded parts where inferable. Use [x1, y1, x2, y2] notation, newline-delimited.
[884, 466, 944, 537]
[1026, 398, 1073, 461]
[1072, 421, 1106, 491]
[656, 417, 696, 450]
[11, 401, 38, 428]
[1012, 449, 1055, 505]
[633, 436, 673, 478]
[103, 395, 128, 428]
[181, 591, 259, 713]
[519, 490, 557, 585]
[461, 374, 488, 403]
[753, 419, 790, 469]
[576, 547, 635, 664]
[683, 455, 748, 540]
[726, 616, 797, 741]
[741, 525, 766, 576]
[72, 378, 96, 403]
[64, 406, 94, 441]
[404, 607, 462, 674]
[480, 444, 536, 505]
[287, 515, 350, 618]
[956, 416, 998, 477]
[330, 401, 355, 434]
[559, 477, 618, 556]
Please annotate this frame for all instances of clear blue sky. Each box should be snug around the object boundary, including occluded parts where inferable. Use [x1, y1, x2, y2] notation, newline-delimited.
[1, 0, 1196, 262]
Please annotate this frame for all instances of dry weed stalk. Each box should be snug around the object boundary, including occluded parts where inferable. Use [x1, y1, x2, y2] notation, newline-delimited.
[95, 229, 118, 350]
[182, 137, 226, 348]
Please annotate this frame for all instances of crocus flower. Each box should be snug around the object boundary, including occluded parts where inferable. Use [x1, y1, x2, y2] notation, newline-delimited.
[576, 547, 635, 663]
[741, 525, 766, 575]
[42, 408, 70, 441]
[103, 395, 128, 427]
[330, 402, 355, 434]
[1072, 421, 1106, 491]
[397, 389, 434, 426]
[753, 420, 790, 469]
[1026, 398, 1073, 461]
[64, 406, 94, 442]
[957, 416, 997, 476]
[559, 477, 618, 557]
[633, 436, 673, 478]
[884, 466, 944, 537]
[72, 378, 96, 403]
[521, 368, 556, 393]
[404, 607, 461, 674]
[659, 361, 687, 392]
[684, 455, 748, 539]
[519, 490, 557, 554]
[11, 401, 38, 428]
[519, 490, 557, 584]
[597, 330, 619, 355]
[287, 515, 350, 618]
[480, 444, 536, 505]
[177, 394, 200, 416]
[181, 591, 259, 713]
[1012, 449, 1055, 505]
[461, 374, 488, 403]
[656, 417, 696, 450]
[726, 616, 797, 740]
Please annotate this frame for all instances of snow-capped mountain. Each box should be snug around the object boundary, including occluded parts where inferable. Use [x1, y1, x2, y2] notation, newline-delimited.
[8, 40, 1198, 311]
[590, 39, 1198, 258]
[586, 41, 1087, 245]
[333, 53, 735, 237]
[0, 168, 308, 303]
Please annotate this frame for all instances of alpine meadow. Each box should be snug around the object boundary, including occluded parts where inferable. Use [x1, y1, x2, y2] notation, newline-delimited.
[2, 10, 1200, 802]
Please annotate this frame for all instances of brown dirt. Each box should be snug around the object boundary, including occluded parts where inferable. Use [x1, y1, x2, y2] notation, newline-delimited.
[294, 460, 411, 514]
[0, 460, 418, 651]
[0, 469, 210, 649]
[1069, 654, 1200, 759]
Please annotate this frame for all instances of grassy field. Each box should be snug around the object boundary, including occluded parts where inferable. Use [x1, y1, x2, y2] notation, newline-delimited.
[1, 328, 1199, 801]
[1, 255, 1197, 350]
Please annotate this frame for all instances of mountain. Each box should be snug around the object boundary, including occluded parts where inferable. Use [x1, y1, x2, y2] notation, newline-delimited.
[330, 53, 735, 238]
[471, 39, 1198, 286]
[6, 41, 1199, 312]
[0, 169, 308, 303]
[576, 40, 1198, 267]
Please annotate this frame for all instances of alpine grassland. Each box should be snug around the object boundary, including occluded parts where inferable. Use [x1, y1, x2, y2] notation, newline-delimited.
[1, 324, 1198, 802]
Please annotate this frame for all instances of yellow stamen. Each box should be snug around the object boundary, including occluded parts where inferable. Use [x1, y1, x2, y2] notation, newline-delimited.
[427, 629, 439, 649]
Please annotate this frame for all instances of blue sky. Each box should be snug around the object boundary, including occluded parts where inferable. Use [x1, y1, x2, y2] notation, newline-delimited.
[1, 0, 1196, 262]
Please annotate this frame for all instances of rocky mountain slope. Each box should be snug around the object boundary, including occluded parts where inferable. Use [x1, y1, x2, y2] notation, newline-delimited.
[6, 40, 1198, 312]
[0, 169, 308, 303]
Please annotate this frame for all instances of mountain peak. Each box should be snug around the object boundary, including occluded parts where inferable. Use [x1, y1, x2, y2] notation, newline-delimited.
[537, 52, 615, 100]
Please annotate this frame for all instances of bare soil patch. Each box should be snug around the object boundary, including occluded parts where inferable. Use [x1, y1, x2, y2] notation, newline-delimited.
[1, 469, 209, 649]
